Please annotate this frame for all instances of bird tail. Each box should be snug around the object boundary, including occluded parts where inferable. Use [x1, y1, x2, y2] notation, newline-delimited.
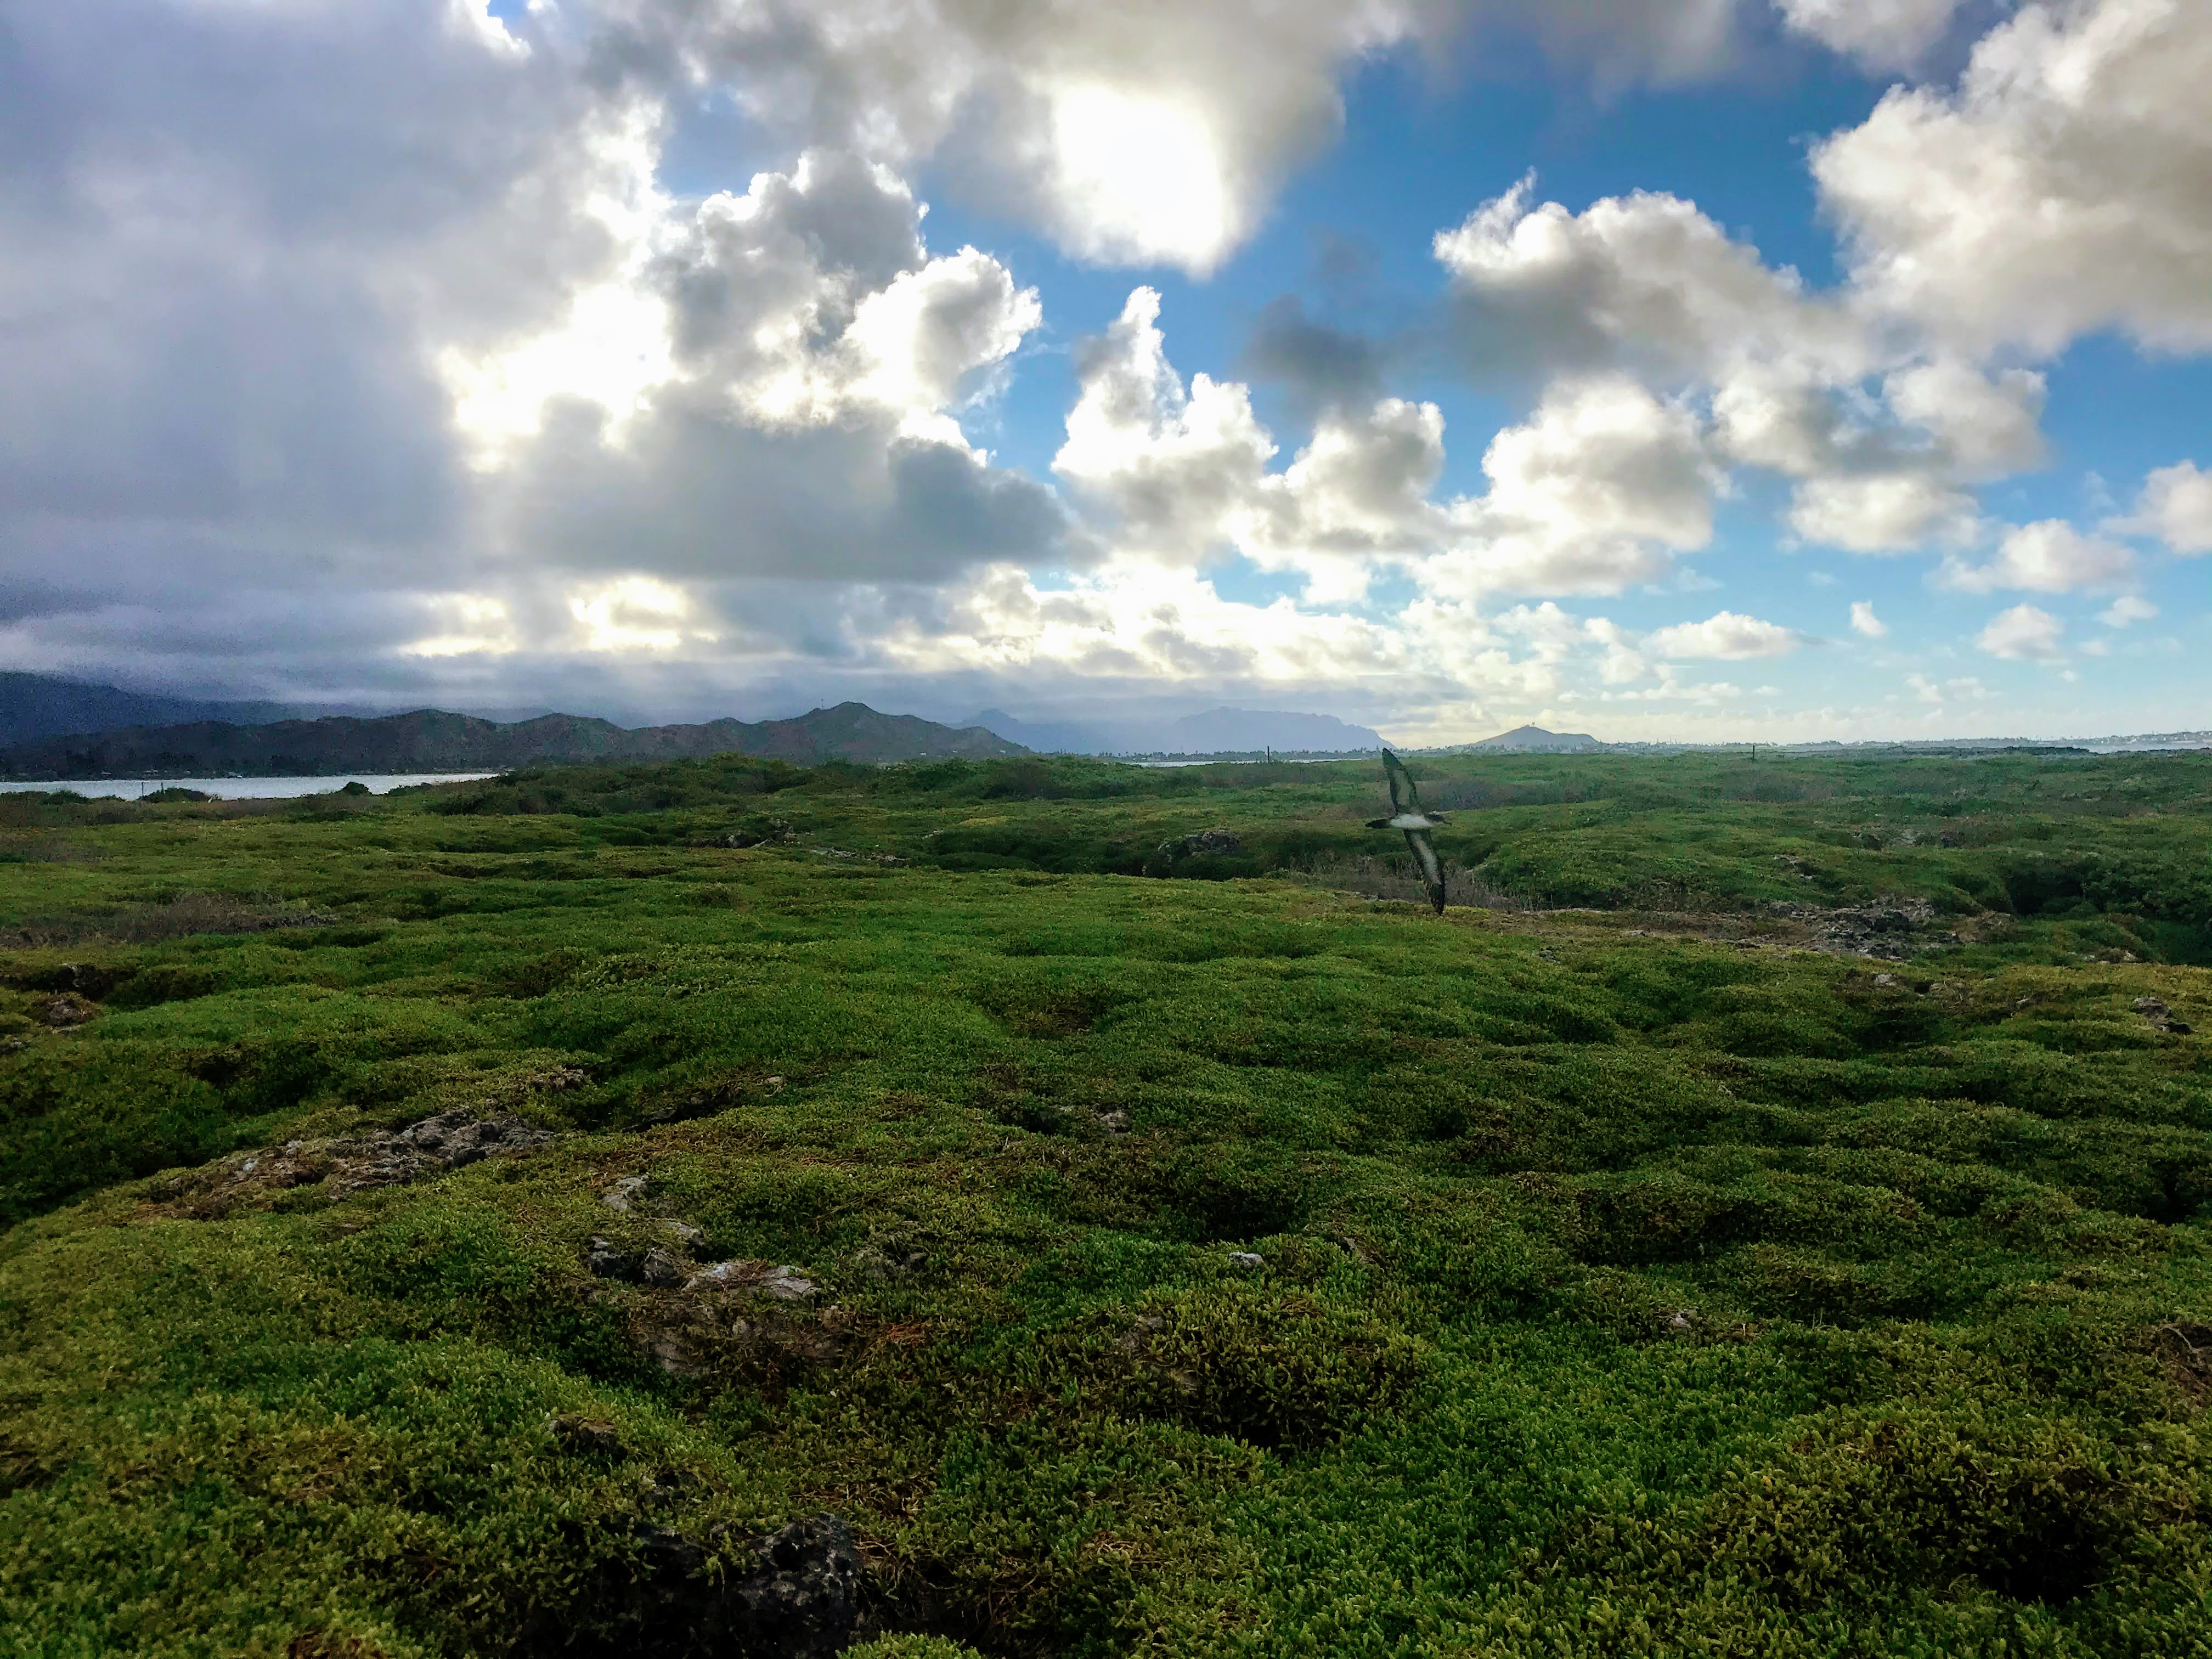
[1406, 829, 1446, 915]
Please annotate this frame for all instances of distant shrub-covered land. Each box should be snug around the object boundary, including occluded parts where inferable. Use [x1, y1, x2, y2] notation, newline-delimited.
[1, 747, 2208, 1656]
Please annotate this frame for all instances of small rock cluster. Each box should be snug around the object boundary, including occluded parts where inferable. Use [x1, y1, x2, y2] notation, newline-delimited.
[628, 1260, 844, 1381]
[154, 1109, 557, 1218]
[588, 1177, 842, 1380]
[2134, 996, 2194, 1036]
[810, 847, 907, 866]
[1764, 899, 1960, 962]
[617, 1514, 865, 1658]
[687, 1260, 820, 1300]
[588, 1237, 689, 1286]
[38, 991, 98, 1028]
[1145, 827, 1242, 876]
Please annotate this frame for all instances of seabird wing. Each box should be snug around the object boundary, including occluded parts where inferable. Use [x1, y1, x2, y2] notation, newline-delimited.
[1381, 747, 1420, 817]
[1405, 828, 1447, 915]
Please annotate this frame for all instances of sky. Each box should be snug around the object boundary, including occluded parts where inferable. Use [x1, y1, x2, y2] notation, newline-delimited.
[2, 0, 2209, 744]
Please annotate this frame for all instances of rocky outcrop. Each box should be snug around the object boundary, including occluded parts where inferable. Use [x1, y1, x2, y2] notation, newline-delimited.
[151, 1108, 558, 1218]
[2134, 996, 2194, 1035]
[37, 992, 97, 1028]
[623, 1259, 843, 1381]
[588, 1238, 688, 1286]
[1762, 899, 1962, 962]
[724, 1516, 866, 1655]
[579, 1515, 867, 1658]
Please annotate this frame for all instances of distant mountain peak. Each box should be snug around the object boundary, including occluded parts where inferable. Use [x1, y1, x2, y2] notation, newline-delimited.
[1466, 725, 1602, 753]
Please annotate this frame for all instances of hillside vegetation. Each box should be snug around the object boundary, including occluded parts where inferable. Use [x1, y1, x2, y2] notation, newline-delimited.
[1, 748, 2208, 1657]
[0, 701, 1025, 780]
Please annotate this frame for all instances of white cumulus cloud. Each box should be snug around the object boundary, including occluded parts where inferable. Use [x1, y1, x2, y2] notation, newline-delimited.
[1977, 602, 2067, 661]
[1053, 291, 1727, 606]
[1788, 473, 1978, 553]
[1645, 610, 1802, 659]
[2098, 594, 2158, 628]
[1775, 0, 1970, 71]
[1434, 176, 1867, 391]
[0, 0, 2198, 739]
[1429, 376, 1721, 596]
[1053, 287, 1278, 556]
[2115, 460, 2212, 554]
[1431, 178, 2062, 565]
[611, 0, 1766, 281]
[1940, 520, 2137, 593]
[1850, 600, 1887, 637]
[1813, 0, 2212, 357]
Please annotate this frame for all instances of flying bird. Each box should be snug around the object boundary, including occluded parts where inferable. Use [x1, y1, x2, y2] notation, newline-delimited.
[1367, 748, 1449, 915]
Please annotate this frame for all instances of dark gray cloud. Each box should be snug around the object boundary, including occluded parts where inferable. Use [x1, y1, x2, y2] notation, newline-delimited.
[499, 403, 1077, 585]
[1239, 296, 1390, 417]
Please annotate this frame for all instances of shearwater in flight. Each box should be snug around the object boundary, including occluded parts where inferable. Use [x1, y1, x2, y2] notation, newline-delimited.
[1367, 748, 1449, 915]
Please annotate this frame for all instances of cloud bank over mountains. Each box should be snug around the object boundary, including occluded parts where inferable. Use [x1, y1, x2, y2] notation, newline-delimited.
[0, 0, 2205, 740]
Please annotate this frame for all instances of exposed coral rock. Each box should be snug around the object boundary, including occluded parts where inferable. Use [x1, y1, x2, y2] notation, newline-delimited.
[1762, 899, 1961, 961]
[725, 1516, 865, 1655]
[610, 1515, 865, 1658]
[2133, 996, 2193, 1035]
[587, 1237, 630, 1279]
[725, 819, 795, 849]
[588, 1239, 689, 1287]
[38, 992, 97, 1028]
[618, 1258, 845, 1380]
[151, 1110, 555, 1218]
[687, 1260, 819, 1302]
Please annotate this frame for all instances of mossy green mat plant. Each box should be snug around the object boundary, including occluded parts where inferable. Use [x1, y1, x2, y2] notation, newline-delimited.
[1, 750, 2208, 1655]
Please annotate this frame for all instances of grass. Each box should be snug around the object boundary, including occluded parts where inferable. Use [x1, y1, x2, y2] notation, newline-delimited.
[0, 749, 2208, 1656]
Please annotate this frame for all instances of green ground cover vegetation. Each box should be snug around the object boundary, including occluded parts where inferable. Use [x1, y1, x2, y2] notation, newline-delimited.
[1, 748, 2208, 1656]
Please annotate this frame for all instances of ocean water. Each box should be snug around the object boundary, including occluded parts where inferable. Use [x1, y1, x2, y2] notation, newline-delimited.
[0, 774, 496, 800]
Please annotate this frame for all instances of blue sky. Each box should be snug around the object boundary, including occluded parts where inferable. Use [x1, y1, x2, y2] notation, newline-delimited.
[4, 0, 2208, 741]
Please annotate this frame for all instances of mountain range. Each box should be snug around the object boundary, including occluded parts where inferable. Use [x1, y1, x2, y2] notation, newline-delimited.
[0, 702, 1025, 779]
[0, 672, 303, 748]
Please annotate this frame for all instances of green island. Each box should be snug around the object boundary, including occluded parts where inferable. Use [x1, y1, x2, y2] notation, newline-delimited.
[3, 747, 2208, 1657]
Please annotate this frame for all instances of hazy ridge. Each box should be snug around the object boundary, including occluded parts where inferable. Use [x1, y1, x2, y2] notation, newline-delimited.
[0, 701, 1025, 778]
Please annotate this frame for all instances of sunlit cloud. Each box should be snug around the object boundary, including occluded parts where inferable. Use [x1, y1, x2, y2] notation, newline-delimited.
[570, 577, 709, 654]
